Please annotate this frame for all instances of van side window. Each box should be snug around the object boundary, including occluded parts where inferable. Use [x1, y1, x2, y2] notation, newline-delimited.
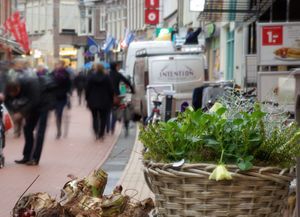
[133, 61, 144, 85]
[133, 62, 137, 88]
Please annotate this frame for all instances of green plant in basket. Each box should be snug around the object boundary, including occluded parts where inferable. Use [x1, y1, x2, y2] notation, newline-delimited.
[140, 90, 300, 181]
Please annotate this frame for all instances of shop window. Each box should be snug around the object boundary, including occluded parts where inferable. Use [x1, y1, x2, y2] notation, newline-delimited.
[289, 0, 300, 21]
[272, 0, 287, 21]
[247, 22, 256, 54]
[259, 8, 270, 22]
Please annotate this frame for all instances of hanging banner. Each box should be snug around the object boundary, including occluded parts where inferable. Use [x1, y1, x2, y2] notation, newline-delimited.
[257, 22, 300, 66]
[3, 11, 30, 54]
[145, 9, 159, 25]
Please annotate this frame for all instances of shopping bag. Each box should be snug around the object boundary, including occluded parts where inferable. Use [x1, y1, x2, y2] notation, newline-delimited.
[2, 105, 13, 131]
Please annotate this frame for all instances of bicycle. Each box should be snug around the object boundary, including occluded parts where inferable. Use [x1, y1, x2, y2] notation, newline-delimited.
[145, 87, 163, 125]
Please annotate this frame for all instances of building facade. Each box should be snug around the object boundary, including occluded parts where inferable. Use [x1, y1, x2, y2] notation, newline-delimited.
[127, 0, 146, 39]
[200, 0, 300, 86]
[0, 0, 15, 60]
[18, 0, 106, 68]
[106, 0, 127, 41]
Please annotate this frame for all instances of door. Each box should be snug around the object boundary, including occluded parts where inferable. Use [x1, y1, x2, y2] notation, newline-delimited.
[226, 30, 235, 80]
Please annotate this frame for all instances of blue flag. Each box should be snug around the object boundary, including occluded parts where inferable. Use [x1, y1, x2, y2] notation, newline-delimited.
[102, 36, 116, 54]
[86, 37, 99, 56]
[121, 29, 135, 48]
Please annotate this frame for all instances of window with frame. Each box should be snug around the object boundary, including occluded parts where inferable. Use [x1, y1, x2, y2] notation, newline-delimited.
[79, 7, 94, 35]
[99, 5, 106, 31]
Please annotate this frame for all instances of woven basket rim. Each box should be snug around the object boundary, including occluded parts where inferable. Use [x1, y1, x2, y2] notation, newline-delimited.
[143, 160, 295, 183]
[143, 160, 294, 216]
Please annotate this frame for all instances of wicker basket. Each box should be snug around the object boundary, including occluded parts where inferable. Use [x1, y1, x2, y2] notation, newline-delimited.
[144, 161, 295, 217]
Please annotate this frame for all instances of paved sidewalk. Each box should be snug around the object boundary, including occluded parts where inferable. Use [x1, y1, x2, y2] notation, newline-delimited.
[118, 128, 154, 201]
[102, 123, 137, 195]
[0, 101, 121, 217]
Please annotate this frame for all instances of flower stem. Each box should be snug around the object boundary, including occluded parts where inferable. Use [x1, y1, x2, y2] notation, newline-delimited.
[219, 149, 225, 164]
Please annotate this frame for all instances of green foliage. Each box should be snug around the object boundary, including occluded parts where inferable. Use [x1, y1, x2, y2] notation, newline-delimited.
[139, 91, 300, 170]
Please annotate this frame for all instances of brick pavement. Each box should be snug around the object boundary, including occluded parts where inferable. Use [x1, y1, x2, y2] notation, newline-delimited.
[0, 101, 121, 217]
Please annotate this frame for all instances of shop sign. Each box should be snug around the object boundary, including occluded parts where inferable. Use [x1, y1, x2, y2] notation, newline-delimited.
[145, 0, 159, 8]
[145, 9, 159, 25]
[204, 23, 216, 38]
[257, 22, 300, 66]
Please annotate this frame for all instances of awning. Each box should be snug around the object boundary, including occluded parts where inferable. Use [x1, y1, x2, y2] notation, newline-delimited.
[0, 36, 24, 54]
[199, 0, 275, 22]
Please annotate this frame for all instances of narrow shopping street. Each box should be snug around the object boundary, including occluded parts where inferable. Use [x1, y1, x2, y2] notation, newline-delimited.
[0, 0, 299, 216]
[0, 97, 121, 217]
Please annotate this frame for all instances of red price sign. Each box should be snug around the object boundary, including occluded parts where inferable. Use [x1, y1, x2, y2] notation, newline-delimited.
[145, 9, 159, 25]
[262, 26, 283, 46]
[145, 0, 159, 8]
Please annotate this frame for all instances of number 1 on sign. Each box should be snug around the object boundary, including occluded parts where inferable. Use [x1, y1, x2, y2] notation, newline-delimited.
[150, 0, 154, 6]
[267, 31, 273, 43]
[267, 31, 279, 43]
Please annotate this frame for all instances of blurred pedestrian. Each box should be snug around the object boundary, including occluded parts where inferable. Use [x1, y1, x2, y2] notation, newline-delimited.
[0, 61, 10, 101]
[52, 60, 72, 139]
[7, 58, 35, 137]
[85, 63, 113, 140]
[184, 27, 202, 45]
[108, 62, 134, 134]
[4, 73, 52, 165]
[74, 69, 87, 105]
[66, 63, 75, 96]
[36, 64, 49, 77]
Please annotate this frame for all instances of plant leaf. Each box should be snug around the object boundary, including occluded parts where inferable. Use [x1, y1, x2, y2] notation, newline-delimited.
[216, 107, 227, 116]
[233, 118, 244, 126]
[238, 160, 253, 171]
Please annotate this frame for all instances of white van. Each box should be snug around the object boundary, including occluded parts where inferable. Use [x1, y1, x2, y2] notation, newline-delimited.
[132, 50, 205, 118]
[125, 41, 174, 78]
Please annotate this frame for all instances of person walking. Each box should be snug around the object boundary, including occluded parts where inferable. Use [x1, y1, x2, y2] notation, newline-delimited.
[108, 62, 134, 134]
[74, 70, 87, 105]
[52, 60, 72, 139]
[85, 63, 114, 140]
[7, 58, 34, 138]
[36, 64, 49, 77]
[4, 73, 53, 165]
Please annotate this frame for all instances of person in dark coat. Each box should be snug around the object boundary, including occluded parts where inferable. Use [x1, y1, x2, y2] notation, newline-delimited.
[74, 70, 87, 105]
[4, 74, 52, 165]
[107, 62, 134, 134]
[52, 60, 72, 139]
[184, 27, 202, 45]
[109, 62, 134, 96]
[85, 63, 114, 140]
[0, 61, 10, 102]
